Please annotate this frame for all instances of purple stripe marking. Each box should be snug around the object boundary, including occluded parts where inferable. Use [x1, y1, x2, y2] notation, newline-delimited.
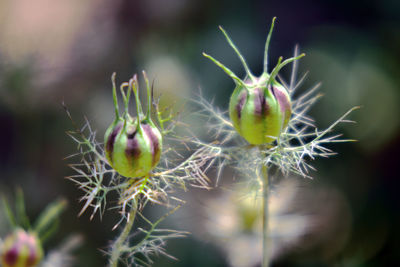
[236, 90, 247, 119]
[106, 123, 122, 163]
[4, 246, 18, 265]
[254, 87, 269, 121]
[271, 86, 291, 127]
[142, 124, 160, 166]
[271, 86, 290, 114]
[27, 245, 37, 266]
[125, 129, 141, 163]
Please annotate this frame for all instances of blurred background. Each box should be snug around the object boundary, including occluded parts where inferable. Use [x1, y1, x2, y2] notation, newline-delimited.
[0, 0, 399, 266]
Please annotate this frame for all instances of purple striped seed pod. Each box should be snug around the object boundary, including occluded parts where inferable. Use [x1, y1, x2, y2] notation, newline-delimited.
[104, 117, 162, 178]
[0, 229, 43, 267]
[204, 18, 303, 146]
[104, 73, 163, 178]
[229, 78, 291, 145]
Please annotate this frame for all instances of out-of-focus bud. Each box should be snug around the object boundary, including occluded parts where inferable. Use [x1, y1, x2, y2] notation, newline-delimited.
[1, 229, 43, 267]
[104, 72, 163, 178]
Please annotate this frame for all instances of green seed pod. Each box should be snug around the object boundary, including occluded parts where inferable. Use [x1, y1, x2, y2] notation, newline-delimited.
[204, 18, 304, 145]
[104, 72, 163, 178]
[1, 229, 43, 267]
[229, 78, 291, 145]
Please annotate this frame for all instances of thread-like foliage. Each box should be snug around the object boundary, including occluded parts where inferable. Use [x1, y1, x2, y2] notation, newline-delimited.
[194, 45, 358, 186]
[64, 75, 218, 265]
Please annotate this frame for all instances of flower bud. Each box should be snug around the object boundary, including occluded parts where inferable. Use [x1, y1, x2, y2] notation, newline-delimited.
[104, 72, 163, 178]
[229, 78, 291, 145]
[1, 229, 43, 267]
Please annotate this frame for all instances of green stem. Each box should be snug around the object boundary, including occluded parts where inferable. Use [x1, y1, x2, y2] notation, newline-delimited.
[261, 164, 269, 267]
[218, 26, 255, 82]
[268, 53, 305, 85]
[142, 71, 152, 120]
[264, 17, 276, 73]
[202, 52, 245, 87]
[119, 82, 129, 116]
[131, 76, 144, 130]
[109, 199, 138, 267]
[111, 72, 120, 119]
[33, 199, 67, 240]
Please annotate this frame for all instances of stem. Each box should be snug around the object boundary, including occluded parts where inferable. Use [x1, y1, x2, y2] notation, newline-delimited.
[261, 164, 269, 267]
[264, 17, 276, 73]
[142, 71, 152, 120]
[16, 188, 30, 229]
[111, 72, 120, 119]
[131, 75, 143, 130]
[202, 52, 245, 87]
[109, 199, 138, 267]
[218, 26, 255, 82]
[268, 53, 305, 85]
[34, 199, 67, 240]
[119, 82, 130, 118]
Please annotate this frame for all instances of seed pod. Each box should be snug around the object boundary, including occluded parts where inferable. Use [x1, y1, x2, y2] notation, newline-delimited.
[104, 72, 162, 178]
[204, 18, 304, 145]
[229, 78, 291, 144]
[1, 229, 43, 267]
[105, 117, 162, 178]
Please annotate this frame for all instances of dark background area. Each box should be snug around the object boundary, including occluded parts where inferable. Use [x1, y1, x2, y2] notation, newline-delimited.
[0, 0, 399, 266]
